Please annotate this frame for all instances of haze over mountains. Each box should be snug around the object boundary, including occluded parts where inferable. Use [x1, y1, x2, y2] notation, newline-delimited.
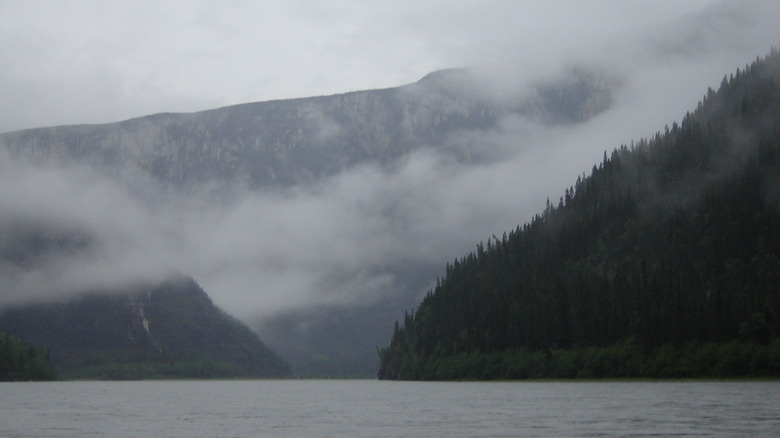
[1, 1, 779, 376]
[0, 66, 617, 375]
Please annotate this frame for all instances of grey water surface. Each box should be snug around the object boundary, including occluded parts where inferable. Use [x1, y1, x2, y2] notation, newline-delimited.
[1, 380, 778, 437]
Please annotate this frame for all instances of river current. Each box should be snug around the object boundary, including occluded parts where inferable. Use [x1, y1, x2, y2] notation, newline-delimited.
[1, 380, 778, 437]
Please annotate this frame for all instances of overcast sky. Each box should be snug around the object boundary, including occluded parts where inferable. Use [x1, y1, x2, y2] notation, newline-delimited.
[2, 0, 780, 323]
[0, 0, 735, 134]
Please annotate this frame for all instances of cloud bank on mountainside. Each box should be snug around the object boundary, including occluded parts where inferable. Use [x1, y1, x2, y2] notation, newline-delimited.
[1, 1, 779, 324]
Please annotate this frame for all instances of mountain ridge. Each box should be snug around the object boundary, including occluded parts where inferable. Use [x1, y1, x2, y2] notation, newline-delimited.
[0, 67, 618, 188]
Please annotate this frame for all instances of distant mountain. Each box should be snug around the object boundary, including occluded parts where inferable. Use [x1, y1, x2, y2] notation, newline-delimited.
[378, 49, 780, 380]
[0, 68, 617, 188]
[0, 276, 290, 379]
[0, 67, 619, 377]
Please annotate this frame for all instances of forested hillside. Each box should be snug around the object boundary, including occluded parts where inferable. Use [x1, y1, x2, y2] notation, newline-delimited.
[378, 48, 780, 380]
[0, 333, 57, 381]
[0, 277, 290, 379]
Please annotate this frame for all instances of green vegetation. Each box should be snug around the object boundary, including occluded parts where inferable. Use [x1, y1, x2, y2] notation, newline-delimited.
[0, 277, 291, 379]
[0, 332, 58, 381]
[379, 48, 780, 380]
[410, 340, 780, 380]
[60, 350, 282, 380]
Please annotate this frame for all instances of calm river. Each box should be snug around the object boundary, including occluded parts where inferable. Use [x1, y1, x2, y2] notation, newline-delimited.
[1, 380, 778, 437]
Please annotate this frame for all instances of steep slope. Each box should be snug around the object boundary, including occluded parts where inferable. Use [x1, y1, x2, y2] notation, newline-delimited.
[0, 277, 290, 378]
[379, 48, 780, 380]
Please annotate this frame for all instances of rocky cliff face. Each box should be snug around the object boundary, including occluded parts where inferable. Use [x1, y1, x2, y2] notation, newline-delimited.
[0, 277, 290, 378]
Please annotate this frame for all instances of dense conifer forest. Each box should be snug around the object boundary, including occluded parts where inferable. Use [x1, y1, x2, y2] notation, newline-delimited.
[0, 333, 57, 381]
[378, 48, 780, 380]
